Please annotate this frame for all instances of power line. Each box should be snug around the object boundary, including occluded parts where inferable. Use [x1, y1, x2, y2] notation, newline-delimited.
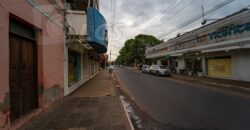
[163, 0, 196, 22]
[158, 0, 236, 39]
[113, 0, 116, 28]
[110, 0, 113, 22]
[149, 0, 196, 31]
[109, 0, 116, 31]
[109, 0, 117, 59]
[139, 0, 178, 30]
[143, 0, 180, 29]
[167, 13, 250, 49]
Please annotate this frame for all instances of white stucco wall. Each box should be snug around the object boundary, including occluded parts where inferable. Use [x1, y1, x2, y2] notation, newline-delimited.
[176, 59, 185, 74]
[156, 60, 162, 65]
[66, 11, 87, 36]
[232, 50, 250, 82]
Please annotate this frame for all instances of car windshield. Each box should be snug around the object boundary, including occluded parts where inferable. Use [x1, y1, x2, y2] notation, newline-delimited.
[159, 66, 166, 69]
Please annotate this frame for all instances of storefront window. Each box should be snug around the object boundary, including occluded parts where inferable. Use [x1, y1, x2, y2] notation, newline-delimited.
[68, 49, 81, 87]
[186, 58, 202, 74]
[91, 60, 95, 76]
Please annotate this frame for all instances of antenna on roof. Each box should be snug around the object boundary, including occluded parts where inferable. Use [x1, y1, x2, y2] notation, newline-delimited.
[201, 5, 220, 25]
[201, 5, 207, 25]
[247, 5, 250, 9]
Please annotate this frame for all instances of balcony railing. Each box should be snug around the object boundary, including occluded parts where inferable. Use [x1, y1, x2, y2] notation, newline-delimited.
[66, 10, 87, 36]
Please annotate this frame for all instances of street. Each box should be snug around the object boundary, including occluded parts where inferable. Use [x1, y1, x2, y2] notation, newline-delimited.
[114, 67, 250, 130]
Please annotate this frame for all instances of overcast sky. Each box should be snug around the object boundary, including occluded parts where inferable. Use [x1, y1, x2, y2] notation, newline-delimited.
[99, 0, 250, 61]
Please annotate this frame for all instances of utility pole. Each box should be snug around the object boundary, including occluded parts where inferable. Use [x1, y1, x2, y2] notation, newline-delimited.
[110, 50, 111, 64]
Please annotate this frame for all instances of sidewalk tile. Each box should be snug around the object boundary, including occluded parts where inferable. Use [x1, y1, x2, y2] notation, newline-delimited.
[19, 70, 131, 130]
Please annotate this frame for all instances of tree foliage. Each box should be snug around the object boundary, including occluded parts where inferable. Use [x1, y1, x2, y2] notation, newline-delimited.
[115, 34, 161, 65]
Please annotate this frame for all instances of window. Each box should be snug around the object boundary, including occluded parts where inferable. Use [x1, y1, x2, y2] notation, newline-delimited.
[68, 49, 81, 87]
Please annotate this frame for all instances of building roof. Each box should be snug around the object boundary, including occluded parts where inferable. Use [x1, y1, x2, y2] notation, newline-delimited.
[168, 8, 250, 43]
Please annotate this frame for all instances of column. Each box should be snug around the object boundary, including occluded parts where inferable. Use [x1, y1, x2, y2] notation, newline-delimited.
[202, 56, 207, 76]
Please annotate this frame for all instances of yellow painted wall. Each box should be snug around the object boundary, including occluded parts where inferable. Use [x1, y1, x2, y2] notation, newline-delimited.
[208, 58, 232, 78]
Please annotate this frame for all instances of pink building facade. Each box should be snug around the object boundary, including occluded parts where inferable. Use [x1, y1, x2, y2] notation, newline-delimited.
[0, 0, 65, 129]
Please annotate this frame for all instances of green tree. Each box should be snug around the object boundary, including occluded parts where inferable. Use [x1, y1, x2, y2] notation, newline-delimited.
[115, 34, 161, 65]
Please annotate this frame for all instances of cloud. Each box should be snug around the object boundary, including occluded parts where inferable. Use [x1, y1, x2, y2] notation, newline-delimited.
[99, 0, 250, 61]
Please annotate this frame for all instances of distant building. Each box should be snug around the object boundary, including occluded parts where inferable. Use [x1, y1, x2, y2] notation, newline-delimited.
[0, 0, 107, 129]
[145, 8, 250, 82]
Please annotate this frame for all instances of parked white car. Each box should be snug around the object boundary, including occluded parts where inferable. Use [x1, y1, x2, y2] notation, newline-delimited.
[149, 65, 170, 76]
[141, 65, 151, 73]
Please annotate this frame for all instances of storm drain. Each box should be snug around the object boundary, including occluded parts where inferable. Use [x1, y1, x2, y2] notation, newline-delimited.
[120, 95, 142, 129]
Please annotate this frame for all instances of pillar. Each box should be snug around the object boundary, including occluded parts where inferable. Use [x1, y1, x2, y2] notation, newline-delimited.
[202, 56, 207, 76]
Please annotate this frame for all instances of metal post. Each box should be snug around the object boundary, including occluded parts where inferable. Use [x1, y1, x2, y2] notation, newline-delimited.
[93, 0, 96, 8]
[88, 0, 91, 7]
[202, 56, 207, 76]
[110, 50, 111, 63]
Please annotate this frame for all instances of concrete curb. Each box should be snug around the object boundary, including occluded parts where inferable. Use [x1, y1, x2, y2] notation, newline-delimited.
[171, 76, 250, 95]
[120, 96, 135, 130]
[111, 71, 135, 130]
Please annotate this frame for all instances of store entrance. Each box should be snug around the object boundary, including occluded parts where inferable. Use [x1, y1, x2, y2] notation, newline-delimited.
[186, 58, 202, 75]
[9, 32, 38, 122]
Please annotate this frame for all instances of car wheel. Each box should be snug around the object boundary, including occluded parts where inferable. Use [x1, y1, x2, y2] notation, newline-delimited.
[156, 71, 159, 77]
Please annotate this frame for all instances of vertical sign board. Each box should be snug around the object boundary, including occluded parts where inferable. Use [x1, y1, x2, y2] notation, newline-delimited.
[94, 8, 106, 45]
[208, 58, 232, 78]
[87, 8, 95, 42]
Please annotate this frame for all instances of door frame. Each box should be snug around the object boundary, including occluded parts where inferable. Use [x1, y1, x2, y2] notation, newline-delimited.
[9, 17, 39, 122]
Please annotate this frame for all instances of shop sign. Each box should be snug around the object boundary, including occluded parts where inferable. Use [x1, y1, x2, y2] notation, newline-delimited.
[198, 33, 206, 43]
[148, 47, 168, 55]
[198, 22, 250, 43]
[176, 43, 181, 50]
[208, 22, 250, 40]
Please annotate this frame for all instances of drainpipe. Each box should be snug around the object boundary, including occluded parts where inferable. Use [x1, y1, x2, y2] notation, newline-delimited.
[63, 1, 69, 96]
[88, 0, 91, 7]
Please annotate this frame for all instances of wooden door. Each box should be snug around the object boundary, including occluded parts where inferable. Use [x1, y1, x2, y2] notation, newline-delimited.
[9, 34, 38, 122]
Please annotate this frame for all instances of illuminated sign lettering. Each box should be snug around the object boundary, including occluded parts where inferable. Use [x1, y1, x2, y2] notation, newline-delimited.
[208, 22, 250, 40]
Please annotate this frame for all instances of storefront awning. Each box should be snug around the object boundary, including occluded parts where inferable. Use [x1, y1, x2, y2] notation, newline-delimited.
[201, 44, 250, 53]
[170, 53, 183, 57]
[146, 37, 250, 59]
[87, 8, 108, 53]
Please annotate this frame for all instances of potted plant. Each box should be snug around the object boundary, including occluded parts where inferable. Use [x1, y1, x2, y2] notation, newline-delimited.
[187, 68, 193, 76]
[197, 68, 203, 77]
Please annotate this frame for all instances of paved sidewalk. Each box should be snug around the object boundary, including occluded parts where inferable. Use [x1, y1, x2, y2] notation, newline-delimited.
[171, 74, 250, 94]
[19, 70, 131, 130]
[71, 70, 115, 97]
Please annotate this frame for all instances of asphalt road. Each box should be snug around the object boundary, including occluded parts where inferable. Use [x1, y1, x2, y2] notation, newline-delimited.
[114, 67, 250, 130]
